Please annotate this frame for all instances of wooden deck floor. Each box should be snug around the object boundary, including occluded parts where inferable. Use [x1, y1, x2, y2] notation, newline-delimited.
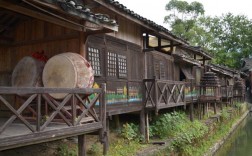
[0, 118, 102, 151]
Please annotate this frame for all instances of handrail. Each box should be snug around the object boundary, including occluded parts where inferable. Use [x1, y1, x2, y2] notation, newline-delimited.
[0, 85, 106, 136]
[143, 78, 186, 113]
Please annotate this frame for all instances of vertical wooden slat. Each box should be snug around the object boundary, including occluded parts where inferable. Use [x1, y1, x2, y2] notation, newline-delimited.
[37, 94, 41, 132]
[101, 83, 108, 155]
[72, 94, 76, 126]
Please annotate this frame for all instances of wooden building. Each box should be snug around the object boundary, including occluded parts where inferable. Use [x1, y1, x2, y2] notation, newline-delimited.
[0, 0, 219, 154]
[0, 0, 118, 155]
[207, 64, 237, 105]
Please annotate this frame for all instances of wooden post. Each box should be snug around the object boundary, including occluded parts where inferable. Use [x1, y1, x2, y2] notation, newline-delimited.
[140, 80, 146, 142]
[99, 83, 108, 155]
[146, 112, 149, 143]
[189, 79, 194, 121]
[154, 80, 158, 115]
[114, 115, 120, 129]
[36, 94, 41, 132]
[79, 31, 87, 58]
[78, 134, 86, 156]
[214, 103, 217, 114]
[140, 108, 146, 142]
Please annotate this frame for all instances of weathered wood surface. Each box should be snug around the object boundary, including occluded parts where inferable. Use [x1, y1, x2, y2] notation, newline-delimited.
[0, 86, 106, 151]
[143, 79, 186, 113]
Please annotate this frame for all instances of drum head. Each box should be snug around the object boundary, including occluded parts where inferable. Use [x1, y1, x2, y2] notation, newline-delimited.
[42, 54, 77, 99]
[12, 56, 43, 87]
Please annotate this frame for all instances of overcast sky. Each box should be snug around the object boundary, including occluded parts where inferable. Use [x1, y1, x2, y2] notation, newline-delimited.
[116, 0, 252, 27]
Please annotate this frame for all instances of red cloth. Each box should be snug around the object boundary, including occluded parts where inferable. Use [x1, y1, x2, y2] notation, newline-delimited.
[32, 50, 48, 62]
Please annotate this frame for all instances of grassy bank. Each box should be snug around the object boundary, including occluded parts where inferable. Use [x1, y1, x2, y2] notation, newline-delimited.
[55, 102, 248, 156]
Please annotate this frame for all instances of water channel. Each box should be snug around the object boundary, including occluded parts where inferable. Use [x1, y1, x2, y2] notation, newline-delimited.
[215, 113, 252, 156]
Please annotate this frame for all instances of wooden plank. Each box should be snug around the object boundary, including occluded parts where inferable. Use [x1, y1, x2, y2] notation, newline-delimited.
[41, 94, 72, 131]
[13, 33, 79, 47]
[0, 87, 102, 94]
[0, 122, 102, 151]
[0, 94, 37, 134]
[42, 95, 73, 122]
[36, 94, 41, 132]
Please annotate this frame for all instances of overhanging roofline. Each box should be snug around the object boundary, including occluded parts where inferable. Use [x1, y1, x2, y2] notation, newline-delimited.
[179, 45, 212, 60]
[92, 0, 188, 45]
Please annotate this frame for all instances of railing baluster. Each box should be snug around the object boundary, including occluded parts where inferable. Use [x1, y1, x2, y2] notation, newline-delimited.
[41, 94, 72, 131]
[0, 94, 37, 134]
[72, 94, 77, 126]
[37, 94, 41, 132]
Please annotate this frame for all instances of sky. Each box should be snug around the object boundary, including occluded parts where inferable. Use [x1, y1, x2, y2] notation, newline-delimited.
[116, 0, 252, 27]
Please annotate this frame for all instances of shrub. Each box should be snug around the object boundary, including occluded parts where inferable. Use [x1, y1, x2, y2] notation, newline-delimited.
[121, 123, 138, 141]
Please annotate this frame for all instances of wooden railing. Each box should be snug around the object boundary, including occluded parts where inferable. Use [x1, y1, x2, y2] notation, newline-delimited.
[0, 85, 106, 150]
[221, 85, 233, 98]
[143, 79, 186, 113]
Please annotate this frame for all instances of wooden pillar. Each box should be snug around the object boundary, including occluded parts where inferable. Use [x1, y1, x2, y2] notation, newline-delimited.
[99, 83, 108, 155]
[189, 79, 194, 121]
[203, 103, 206, 117]
[79, 31, 88, 58]
[140, 108, 146, 142]
[146, 112, 150, 143]
[114, 115, 120, 129]
[103, 118, 109, 155]
[78, 134, 86, 156]
[214, 103, 217, 114]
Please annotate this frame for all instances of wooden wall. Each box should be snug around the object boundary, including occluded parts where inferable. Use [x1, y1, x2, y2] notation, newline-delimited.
[0, 47, 11, 86]
[146, 51, 174, 80]
[11, 19, 80, 65]
[93, 7, 142, 46]
[0, 18, 81, 85]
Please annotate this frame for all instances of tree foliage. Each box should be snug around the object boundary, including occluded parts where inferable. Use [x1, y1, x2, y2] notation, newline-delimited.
[164, 0, 204, 40]
[164, 0, 252, 69]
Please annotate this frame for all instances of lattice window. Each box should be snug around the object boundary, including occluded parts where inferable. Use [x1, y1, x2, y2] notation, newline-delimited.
[154, 60, 166, 79]
[88, 47, 101, 76]
[107, 52, 117, 77]
[118, 54, 127, 78]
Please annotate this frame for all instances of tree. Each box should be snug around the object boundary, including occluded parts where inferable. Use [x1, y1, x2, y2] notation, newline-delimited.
[203, 13, 252, 68]
[164, 0, 204, 40]
[164, 0, 252, 69]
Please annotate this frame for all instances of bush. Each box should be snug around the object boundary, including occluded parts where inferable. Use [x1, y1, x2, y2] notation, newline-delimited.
[150, 112, 187, 138]
[150, 111, 208, 155]
[56, 144, 77, 156]
[121, 123, 139, 141]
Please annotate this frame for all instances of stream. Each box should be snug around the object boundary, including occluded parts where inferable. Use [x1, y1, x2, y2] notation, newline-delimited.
[215, 113, 252, 156]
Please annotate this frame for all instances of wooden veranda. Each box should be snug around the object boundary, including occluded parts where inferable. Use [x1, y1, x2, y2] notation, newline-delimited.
[143, 79, 186, 114]
[0, 85, 107, 155]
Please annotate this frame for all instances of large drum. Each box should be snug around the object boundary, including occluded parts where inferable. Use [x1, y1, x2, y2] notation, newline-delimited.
[42, 52, 94, 99]
[12, 56, 44, 87]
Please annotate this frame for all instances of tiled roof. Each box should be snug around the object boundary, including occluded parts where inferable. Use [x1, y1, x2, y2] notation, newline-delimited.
[207, 64, 239, 77]
[59, 0, 118, 25]
[103, 0, 188, 44]
[172, 53, 201, 66]
[180, 45, 212, 60]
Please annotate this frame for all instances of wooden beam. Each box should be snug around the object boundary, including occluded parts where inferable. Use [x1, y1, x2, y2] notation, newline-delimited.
[13, 33, 78, 47]
[0, 1, 84, 32]
[143, 48, 155, 52]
